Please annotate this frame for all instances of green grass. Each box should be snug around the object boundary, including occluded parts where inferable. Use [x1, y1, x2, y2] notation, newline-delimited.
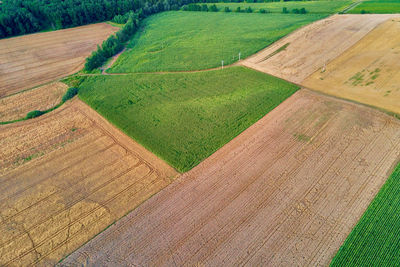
[349, 0, 400, 13]
[331, 162, 400, 266]
[208, 1, 353, 14]
[79, 67, 299, 172]
[109, 11, 324, 73]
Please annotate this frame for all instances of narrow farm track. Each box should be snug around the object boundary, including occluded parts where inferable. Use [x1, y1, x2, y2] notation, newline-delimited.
[0, 23, 118, 98]
[0, 99, 178, 265]
[61, 89, 400, 266]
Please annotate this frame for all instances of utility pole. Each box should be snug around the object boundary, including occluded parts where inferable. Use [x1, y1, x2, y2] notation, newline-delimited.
[239, 52, 241, 61]
[221, 60, 224, 69]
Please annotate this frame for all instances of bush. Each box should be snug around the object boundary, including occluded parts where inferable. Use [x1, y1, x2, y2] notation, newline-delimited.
[62, 87, 79, 102]
[235, 7, 242, 12]
[26, 110, 44, 119]
[282, 7, 289, 13]
[209, 4, 218, 12]
[259, 8, 267, 13]
[245, 7, 253, 13]
[300, 8, 307, 14]
[224, 6, 231, 12]
[201, 4, 209, 11]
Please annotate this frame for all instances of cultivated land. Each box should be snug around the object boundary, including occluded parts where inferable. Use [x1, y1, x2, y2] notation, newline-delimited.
[208, 0, 352, 14]
[61, 89, 400, 266]
[0, 99, 178, 265]
[242, 14, 399, 84]
[303, 18, 400, 114]
[0, 82, 68, 122]
[0, 23, 118, 97]
[349, 0, 400, 14]
[79, 67, 299, 172]
[331, 163, 400, 266]
[109, 11, 323, 73]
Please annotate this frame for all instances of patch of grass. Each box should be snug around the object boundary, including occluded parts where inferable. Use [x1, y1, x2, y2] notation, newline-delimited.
[208, 1, 352, 14]
[331, 162, 400, 266]
[349, 72, 365, 86]
[110, 11, 324, 73]
[294, 133, 311, 142]
[349, 0, 400, 14]
[79, 67, 299, 172]
[262, 42, 290, 61]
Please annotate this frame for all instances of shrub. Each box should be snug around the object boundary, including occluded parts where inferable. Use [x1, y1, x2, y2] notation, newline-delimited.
[26, 110, 44, 119]
[201, 4, 209, 12]
[235, 7, 242, 12]
[282, 7, 289, 13]
[245, 7, 253, 13]
[62, 87, 79, 102]
[259, 8, 267, 13]
[300, 8, 307, 14]
[209, 4, 218, 12]
[224, 6, 231, 12]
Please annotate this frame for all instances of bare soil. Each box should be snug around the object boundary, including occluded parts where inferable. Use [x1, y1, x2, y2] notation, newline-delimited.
[0, 23, 117, 98]
[60, 89, 400, 266]
[0, 99, 178, 266]
[303, 18, 400, 114]
[0, 82, 68, 122]
[241, 14, 399, 84]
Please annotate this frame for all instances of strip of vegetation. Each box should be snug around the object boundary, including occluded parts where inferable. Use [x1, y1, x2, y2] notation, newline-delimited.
[182, 3, 308, 14]
[331, 162, 400, 266]
[78, 67, 299, 172]
[0, 87, 78, 125]
[349, 0, 400, 14]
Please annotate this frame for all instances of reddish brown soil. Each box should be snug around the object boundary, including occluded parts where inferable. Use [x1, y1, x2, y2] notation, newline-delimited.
[60, 89, 400, 266]
[0, 99, 178, 265]
[0, 23, 117, 97]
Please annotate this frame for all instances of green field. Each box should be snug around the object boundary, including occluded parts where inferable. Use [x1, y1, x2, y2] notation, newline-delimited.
[79, 67, 299, 172]
[349, 0, 400, 13]
[109, 11, 323, 73]
[331, 162, 400, 266]
[207, 1, 352, 14]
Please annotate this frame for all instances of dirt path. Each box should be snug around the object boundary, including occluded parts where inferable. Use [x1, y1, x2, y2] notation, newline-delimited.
[100, 48, 126, 75]
[60, 89, 400, 266]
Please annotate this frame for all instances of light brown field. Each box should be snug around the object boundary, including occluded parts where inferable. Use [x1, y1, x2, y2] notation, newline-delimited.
[0, 23, 117, 98]
[303, 18, 400, 114]
[0, 82, 68, 122]
[61, 89, 400, 266]
[0, 99, 178, 266]
[241, 14, 399, 84]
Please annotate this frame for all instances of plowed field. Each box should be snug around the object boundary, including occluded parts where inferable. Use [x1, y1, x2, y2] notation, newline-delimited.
[61, 89, 400, 266]
[0, 23, 117, 97]
[0, 99, 177, 265]
[0, 82, 68, 122]
[242, 14, 399, 83]
[303, 18, 400, 114]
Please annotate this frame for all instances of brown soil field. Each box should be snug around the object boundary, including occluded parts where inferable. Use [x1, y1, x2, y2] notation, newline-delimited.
[61, 89, 400, 266]
[0, 23, 117, 98]
[0, 82, 68, 122]
[303, 18, 400, 114]
[241, 14, 399, 84]
[0, 99, 178, 266]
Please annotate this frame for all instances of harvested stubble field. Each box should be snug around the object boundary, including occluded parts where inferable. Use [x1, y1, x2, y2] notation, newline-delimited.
[0, 23, 117, 97]
[0, 82, 68, 122]
[242, 14, 399, 84]
[62, 89, 400, 266]
[304, 18, 400, 114]
[0, 99, 177, 265]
